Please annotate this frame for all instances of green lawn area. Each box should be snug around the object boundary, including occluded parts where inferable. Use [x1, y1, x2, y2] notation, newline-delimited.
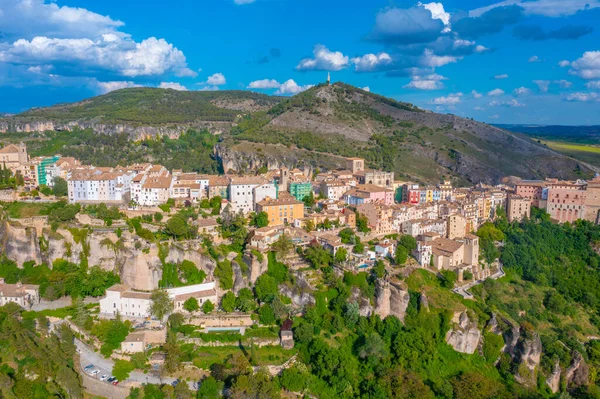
[191, 345, 296, 370]
[0, 201, 52, 218]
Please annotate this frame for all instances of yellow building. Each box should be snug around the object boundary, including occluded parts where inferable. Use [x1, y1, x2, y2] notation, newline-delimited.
[256, 195, 305, 226]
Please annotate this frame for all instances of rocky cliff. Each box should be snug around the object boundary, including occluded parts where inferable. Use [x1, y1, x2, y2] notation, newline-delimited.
[445, 311, 482, 354]
[374, 278, 410, 321]
[0, 221, 42, 265]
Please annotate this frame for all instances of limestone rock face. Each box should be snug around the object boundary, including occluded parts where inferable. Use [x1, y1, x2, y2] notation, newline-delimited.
[350, 287, 374, 317]
[419, 293, 429, 312]
[546, 358, 561, 394]
[279, 272, 315, 308]
[0, 221, 42, 265]
[374, 278, 410, 321]
[514, 331, 542, 387]
[242, 250, 268, 284]
[565, 351, 589, 389]
[231, 261, 248, 294]
[445, 311, 482, 354]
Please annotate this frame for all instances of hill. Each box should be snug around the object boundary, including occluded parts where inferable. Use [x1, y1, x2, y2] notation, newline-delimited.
[220, 83, 598, 184]
[0, 83, 597, 184]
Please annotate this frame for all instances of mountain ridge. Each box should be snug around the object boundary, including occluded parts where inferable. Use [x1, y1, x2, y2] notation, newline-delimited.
[0, 83, 597, 184]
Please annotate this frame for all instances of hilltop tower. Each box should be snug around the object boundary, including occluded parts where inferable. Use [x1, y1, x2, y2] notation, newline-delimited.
[327, 72, 331, 85]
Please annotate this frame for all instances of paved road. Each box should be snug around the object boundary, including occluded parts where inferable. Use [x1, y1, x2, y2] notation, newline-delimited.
[452, 262, 505, 299]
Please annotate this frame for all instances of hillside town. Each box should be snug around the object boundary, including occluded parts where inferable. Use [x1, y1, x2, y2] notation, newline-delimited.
[1, 142, 600, 396]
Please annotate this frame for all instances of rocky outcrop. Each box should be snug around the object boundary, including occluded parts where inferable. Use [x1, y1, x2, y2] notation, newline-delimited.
[242, 250, 268, 284]
[231, 260, 248, 294]
[546, 358, 561, 394]
[513, 330, 543, 387]
[350, 287, 374, 317]
[445, 311, 481, 354]
[215, 144, 318, 175]
[565, 351, 589, 389]
[0, 221, 42, 265]
[419, 293, 429, 312]
[279, 272, 315, 308]
[374, 278, 410, 321]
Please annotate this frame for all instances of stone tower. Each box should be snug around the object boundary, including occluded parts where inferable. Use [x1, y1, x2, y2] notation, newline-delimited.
[279, 167, 289, 192]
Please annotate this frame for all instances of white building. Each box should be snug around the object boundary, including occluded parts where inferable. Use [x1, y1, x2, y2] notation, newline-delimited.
[68, 167, 135, 203]
[0, 279, 40, 308]
[229, 177, 266, 214]
[253, 183, 278, 208]
[99, 282, 218, 319]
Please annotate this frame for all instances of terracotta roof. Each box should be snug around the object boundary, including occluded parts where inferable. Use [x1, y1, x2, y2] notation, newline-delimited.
[257, 196, 303, 207]
[122, 291, 152, 300]
[431, 238, 464, 256]
[143, 175, 172, 189]
[230, 176, 266, 185]
[208, 176, 229, 186]
[174, 289, 216, 302]
[0, 144, 21, 154]
[106, 284, 131, 292]
[197, 218, 219, 227]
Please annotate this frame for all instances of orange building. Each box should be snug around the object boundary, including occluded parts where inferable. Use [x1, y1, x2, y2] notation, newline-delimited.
[256, 195, 304, 226]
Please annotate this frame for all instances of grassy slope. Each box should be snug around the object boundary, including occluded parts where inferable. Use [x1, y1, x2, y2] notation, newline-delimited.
[538, 139, 600, 167]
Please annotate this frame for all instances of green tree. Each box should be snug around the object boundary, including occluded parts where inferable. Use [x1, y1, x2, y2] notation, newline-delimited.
[154, 212, 163, 222]
[72, 296, 89, 329]
[165, 215, 190, 238]
[394, 245, 408, 265]
[258, 304, 276, 325]
[220, 291, 236, 313]
[53, 177, 68, 197]
[271, 233, 293, 262]
[197, 376, 223, 399]
[150, 289, 174, 320]
[202, 300, 214, 314]
[399, 235, 417, 252]
[254, 274, 278, 303]
[235, 288, 256, 312]
[356, 212, 371, 233]
[439, 270, 457, 289]
[112, 360, 134, 381]
[183, 297, 200, 312]
[251, 211, 269, 228]
[335, 247, 348, 264]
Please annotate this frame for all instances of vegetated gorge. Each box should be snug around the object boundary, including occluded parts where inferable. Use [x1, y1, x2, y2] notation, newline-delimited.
[1, 82, 597, 184]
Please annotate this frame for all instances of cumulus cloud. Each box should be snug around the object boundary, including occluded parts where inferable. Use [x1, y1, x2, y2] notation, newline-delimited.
[514, 86, 531, 95]
[275, 79, 314, 95]
[494, 74, 509, 80]
[404, 74, 448, 90]
[528, 56, 541, 63]
[453, 5, 524, 39]
[489, 98, 525, 107]
[559, 60, 571, 67]
[533, 80, 551, 92]
[96, 80, 141, 94]
[351, 52, 392, 72]
[585, 81, 600, 89]
[369, 6, 445, 45]
[471, 90, 483, 98]
[247, 79, 282, 89]
[569, 51, 600, 80]
[566, 92, 599, 102]
[206, 73, 226, 85]
[513, 24, 593, 41]
[159, 82, 188, 91]
[362, 87, 371, 92]
[296, 45, 349, 71]
[421, 49, 459, 67]
[234, 0, 256, 4]
[554, 80, 572, 89]
[429, 92, 463, 105]
[419, 2, 451, 31]
[470, 0, 600, 18]
[488, 88, 505, 96]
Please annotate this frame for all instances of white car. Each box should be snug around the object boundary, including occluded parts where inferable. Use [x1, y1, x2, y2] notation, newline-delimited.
[89, 369, 100, 376]
[100, 374, 109, 381]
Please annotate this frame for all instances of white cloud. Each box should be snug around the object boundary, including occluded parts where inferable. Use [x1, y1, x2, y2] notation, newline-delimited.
[528, 56, 541, 63]
[471, 90, 483, 98]
[533, 80, 551, 92]
[362, 86, 371, 92]
[489, 99, 525, 108]
[475, 45, 490, 53]
[234, 0, 256, 4]
[351, 52, 392, 72]
[96, 81, 141, 94]
[248, 79, 281, 89]
[159, 82, 188, 91]
[418, 2, 451, 31]
[421, 49, 459, 67]
[569, 51, 600, 80]
[296, 45, 349, 71]
[488, 88, 505, 96]
[470, 0, 600, 18]
[558, 60, 570, 68]
[1, 35, 195, 78]
[27, 64, 53, 74]
[198, 85, 220, 91]
[514, 87, 531, 95]
[275, 79, 314, 95]
[206, 73, 226, 86]
[474, 106, 485, 110]
[566, 92, 599, 102]
[554, 80, 572, 89]
[585, 81, 600, 90]
[494, 74, 509, 80]
[429, 92, 463, 105]
[404, 74, 448, 90]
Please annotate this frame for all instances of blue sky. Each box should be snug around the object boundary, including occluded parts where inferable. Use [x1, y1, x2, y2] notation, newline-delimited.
[1, 0, 599, 124]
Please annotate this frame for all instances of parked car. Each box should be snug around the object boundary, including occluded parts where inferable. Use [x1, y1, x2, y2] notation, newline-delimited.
[172, 379, 180, 387]
[107, 376, 115, 382]
[112, 380, 119, 385]
[100, 375, 109, 381]
[84, 364, 94, 370]
[89, 369, 100, 376]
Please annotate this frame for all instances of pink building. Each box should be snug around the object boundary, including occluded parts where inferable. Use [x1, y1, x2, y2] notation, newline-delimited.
[343, 184, 394, 206]
[546, 181, 587, 223]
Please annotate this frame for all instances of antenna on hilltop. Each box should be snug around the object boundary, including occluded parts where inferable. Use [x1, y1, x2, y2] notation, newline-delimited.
[327, 72, 331, 85]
